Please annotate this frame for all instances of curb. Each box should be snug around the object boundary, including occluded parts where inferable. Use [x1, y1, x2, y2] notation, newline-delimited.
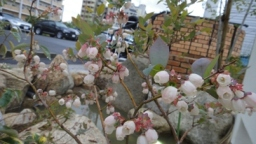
[5, 51, 57, 59]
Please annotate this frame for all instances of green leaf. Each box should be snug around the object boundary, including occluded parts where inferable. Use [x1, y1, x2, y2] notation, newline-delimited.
[0, 136, 23, 144]
[143, 65, 155, 76]
[0, 90, 14, 108]
[13, 43, 30, 51]
[150, 64, 164, 76]
[85, 6, 93, 13]
[0, 44, 7, 58]
[75, 41, 81, 51]
[149, 37, 169, 67]
[205, 88, 218, 99]
[203, 54, 220, 78]
[144, 12, 154, 20]
[97, 3, 105, 16]
[40, 45, 51, 60]
[0, 125, 19, 137]
[108, 3, 114, 8]
[10, 30, 21, 43]
[80, 21, 94, 36]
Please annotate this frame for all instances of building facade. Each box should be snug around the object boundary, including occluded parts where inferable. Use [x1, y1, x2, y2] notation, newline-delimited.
[122, 3, 146, 17]
[80, 0, 106, 21]
[2, 0, 63, 21]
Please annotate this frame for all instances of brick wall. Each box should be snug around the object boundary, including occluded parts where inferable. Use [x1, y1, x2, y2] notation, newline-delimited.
[152, 14, 245, 75]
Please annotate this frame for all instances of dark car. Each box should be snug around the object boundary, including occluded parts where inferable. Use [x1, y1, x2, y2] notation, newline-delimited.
[34, 20, 79, 40]
[0, 12, 32, 33]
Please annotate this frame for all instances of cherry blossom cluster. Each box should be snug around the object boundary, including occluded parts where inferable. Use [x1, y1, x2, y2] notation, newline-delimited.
[104, 111, 158, 143]
[99, 87, 118, 114]
[213, 72, 256, 115]
[58, 95, 81, 108]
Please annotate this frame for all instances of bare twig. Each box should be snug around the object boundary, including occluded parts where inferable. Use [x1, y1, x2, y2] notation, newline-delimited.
[120, 79, 137, 107]
[0, 69, 26, 81]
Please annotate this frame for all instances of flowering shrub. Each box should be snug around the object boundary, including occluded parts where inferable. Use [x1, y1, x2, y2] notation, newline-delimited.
[0, 0, 255, 144]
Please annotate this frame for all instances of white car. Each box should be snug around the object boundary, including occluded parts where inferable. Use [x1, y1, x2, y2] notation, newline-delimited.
[0, 12, 32, 33]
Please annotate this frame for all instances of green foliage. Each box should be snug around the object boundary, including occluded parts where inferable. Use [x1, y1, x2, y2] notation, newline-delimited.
[203, 54, 220, 79]
[97, 3, 106, 16]
[149, 64, 165, 76]
[0, 124, 23, 144]
[149, 37, 169, 67]
[39, 45, 51, 60]
[24, 133, 47, 144]
[0, 89, 22, 109]
[225, 56, 247, 82]
[107, 0, 126, 9]
[0, 44, 7, 58]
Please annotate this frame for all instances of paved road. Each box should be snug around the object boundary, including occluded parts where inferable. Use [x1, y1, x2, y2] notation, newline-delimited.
[0, 30, 81, 64]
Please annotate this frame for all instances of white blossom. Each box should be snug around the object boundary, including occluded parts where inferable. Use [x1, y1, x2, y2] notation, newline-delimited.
[59, 63, 67, 70]
[144, 110, 153, 121]
[180, 81, 197, 97]
[87, 63, 100, 73]
[116, 126, 125, 141]
[104, 115, 116, 126]
[48, 90, 56, 96]
[189, 73, 204, 88]
[232, 99, 246, 113]
[33, 55, 40, 64]
[137, 135, 148, 144]
[58, 98, 65, 105]
[65, 101, 72, 108]
[176, 101, 188, 114]
[234, 90, 245, 98]
[161, 86, 178, 104]
[190, 103, 199, 116]
[145, 129, 158, 143]
[122, 121, 136, 135]
[142, 88, 149, 94]
[244, 92, 256, 108]
[216, 74, 232, 87]
[105, 125, 115, 135]
[87, 47, 98, 59]
[83, 74, 95, 85]
[73, 98, 81, 107]
[154, 71, 169, 84]
[216, 86, 234, 100]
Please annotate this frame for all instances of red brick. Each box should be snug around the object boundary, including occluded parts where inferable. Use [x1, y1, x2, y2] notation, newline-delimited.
[173, 66, 187, 74]
[168, 60, 180, 67]
[181, 62, 190, 68]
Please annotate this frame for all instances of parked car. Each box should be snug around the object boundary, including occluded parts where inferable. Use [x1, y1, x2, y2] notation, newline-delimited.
[0, 12, 32, 33]
[34, 20, 79, 40]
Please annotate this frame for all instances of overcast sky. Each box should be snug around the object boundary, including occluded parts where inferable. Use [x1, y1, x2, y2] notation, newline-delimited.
[62, 0, 206, 22]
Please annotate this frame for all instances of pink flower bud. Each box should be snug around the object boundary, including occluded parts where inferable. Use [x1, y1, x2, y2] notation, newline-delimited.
[216, 74, 231, 87]
[116, 126, 125, 141]
[243, 92, 256, 108]
[142, 88, 149, 94]
[161, 86, 178, 104]
[73, 98, 81, 107]
[104, 115, 116, 126]
[65, 101, 72, 108]
[176, 101, 188, 114]
[190, 103, 199, 116]
[145, 129, 158, 143]
[87, 47, 98, 59]
[122, 120, 136, 135]
[207, 107, 214, 117]
[232, 99, 246, 113]
[87, 63, 100, 74]
[112, 74, 120, 83]
[189, 73, 204, 88]
[141, 82, 147, 88]
[180, 81, 197, 97]
[137, 135, 148, 144]
[103, 49, 112, 59]
[154, 71, 169, 84]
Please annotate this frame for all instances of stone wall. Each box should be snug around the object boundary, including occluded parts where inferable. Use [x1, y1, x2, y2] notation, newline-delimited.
[152, 14, 245, 74]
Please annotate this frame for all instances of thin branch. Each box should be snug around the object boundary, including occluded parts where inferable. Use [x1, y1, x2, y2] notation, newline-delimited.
[0, 69, 27, 81]
[227, 0, 254, 60]
[217, 0, 233, 69]
[120, 79, 137, 107]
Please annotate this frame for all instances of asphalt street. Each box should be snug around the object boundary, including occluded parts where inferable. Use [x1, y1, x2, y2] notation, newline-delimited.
[0, 30, 81, 64]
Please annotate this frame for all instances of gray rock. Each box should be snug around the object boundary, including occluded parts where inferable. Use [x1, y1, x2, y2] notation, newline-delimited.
[19, 114, 107, 144]
[3, 109, 36, 127]
[168, 91, 234, 144]
[0, 68, 31, 113]
[109, 55, 149, 112]
[35, 55, 74, 95]
[0, 74, 6, 89]
[128, 108, 170, 134]
[72, 87, 90, 97]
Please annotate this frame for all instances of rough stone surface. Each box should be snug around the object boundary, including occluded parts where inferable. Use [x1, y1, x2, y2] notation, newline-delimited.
[0, 74, 6, 89]
[34, 55, 74, 95]
[108, 55, 149, 112]
[3, 109, 36, 127]
[0, 68, 31, 113]
[72, 87, 90, 97]
[19, 114, 107, 144]
[168, 91, 234, 144]
[128, 108, 170, 134]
